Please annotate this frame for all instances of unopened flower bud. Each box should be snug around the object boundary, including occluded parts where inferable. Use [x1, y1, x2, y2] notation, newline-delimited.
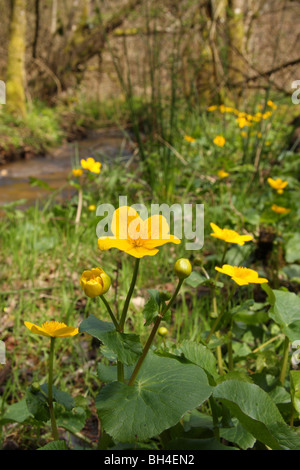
[158, 327, 168, 337]
[174, 258, 192, 280]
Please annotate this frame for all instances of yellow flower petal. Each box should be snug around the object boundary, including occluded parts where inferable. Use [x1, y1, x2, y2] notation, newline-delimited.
[25, 321, 78, 338]
[272, 204, 291, 215]
[98, 206, 181, 258]
[267, 177, 288, 191]
[210, 223, 253, 246]
[80, 267, 111, 297]
[215, 265, 268, 286]
[213, 136, 226, 147]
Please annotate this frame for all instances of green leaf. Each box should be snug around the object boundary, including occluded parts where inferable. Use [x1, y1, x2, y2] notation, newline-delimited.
[56, 407, 86, 434]
[40, 384, 75, 411]
[232, 300, 269, 325]
[178, 340, 218, 381]
[29, 177, 55, 191]
[185, 272, 207, 288]
[220, 418, 256, 450]
[79, 315, 142, 365]
[25, 389, 49, 422]
[97, 363, 134, 383]
[143, 289, 160, 326]
[164, 437, 237, 450]
[264, 287, 300, 342]
[95, 352, 212, 442]
[213, 380, 300, 450]
[37, 440, 69, 450]
[285, 234, 300, 263]
[282, 264, 300, 283]
[0, 399, 32, 424]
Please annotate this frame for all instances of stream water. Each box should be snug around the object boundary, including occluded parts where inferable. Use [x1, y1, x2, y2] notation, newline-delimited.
[0, 128, 132, 208]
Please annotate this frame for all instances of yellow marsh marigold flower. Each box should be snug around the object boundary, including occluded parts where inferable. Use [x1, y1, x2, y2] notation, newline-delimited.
[72, 168, 83, 178]
[81, 157, 101, 174]
[262, 111, 272, 120]
[271, 204, 291, 215]
[237, 116, 252, 128]
[267, 100, 277, 110]
[210, 223, 253, 246]
[217, 169, 229, 179]
[207, 105, 218, 112]
[24, 320, 78, 338]
[80, 267, 111, 298]
[213, 136, 226, 147]
[98, 206, 181, 258]
[88, 204, 96, 212]
[184, 135, 196, 143]
[215, 265, 268, 286]
[267, 177, 288, 194]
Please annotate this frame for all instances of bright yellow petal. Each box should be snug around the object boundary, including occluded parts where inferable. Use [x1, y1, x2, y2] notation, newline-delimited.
[139, 215, 181, 248]
[53, 327, 79, 337]
[122, 245, 159, 258]
[111, 206, 141, 239]
[143, 234, 181, 249]
[231, 276, 250, 286]
[98, 237, 133, 252]
[24, 321, 51, 337]
[210, 223, 223, 236]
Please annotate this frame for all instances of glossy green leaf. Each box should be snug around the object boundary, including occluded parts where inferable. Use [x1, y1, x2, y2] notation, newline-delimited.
[285, 234, 300, 263]
[40, 384, 74, 411]
[56, 407, 86, 434]
[96, 352, 213, 442]
[143, 289, 160, 326]
[220, 418, 256, 450]
[178, 340, 218, 380]
[37, 440, 69, 450]
[164, 437, 237, 450]
[97, 363, 134, 383]
[25, 389, 49, 422]
[0, 399, 32, 424]
[79, 315, 142, 365]
[263, 286, 300, 342]
[213, 380, 300, 450]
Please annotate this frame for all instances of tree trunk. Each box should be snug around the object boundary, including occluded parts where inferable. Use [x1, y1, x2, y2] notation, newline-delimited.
[227, 0, 245, 84]
[6, 0, 27, 117]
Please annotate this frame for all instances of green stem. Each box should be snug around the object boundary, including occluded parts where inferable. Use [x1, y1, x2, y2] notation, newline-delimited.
[119, 258, 140, 332]
[279, 335, 290, 386]
[99, 295, 119, 330]
[209, 396, 220, 441]
[227, 322, 233, 371]
[206, 286, 236, 344]
[48, 337, 59, 441]
[128, 279, 183, 386]
[99, 296, 124, 382]
[75, 187, 83, 229]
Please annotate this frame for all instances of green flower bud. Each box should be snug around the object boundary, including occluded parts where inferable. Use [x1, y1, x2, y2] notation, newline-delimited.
[174, 258, 192, 280]
[158, 327, 168, 337]
[30, 382, 41, 394]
